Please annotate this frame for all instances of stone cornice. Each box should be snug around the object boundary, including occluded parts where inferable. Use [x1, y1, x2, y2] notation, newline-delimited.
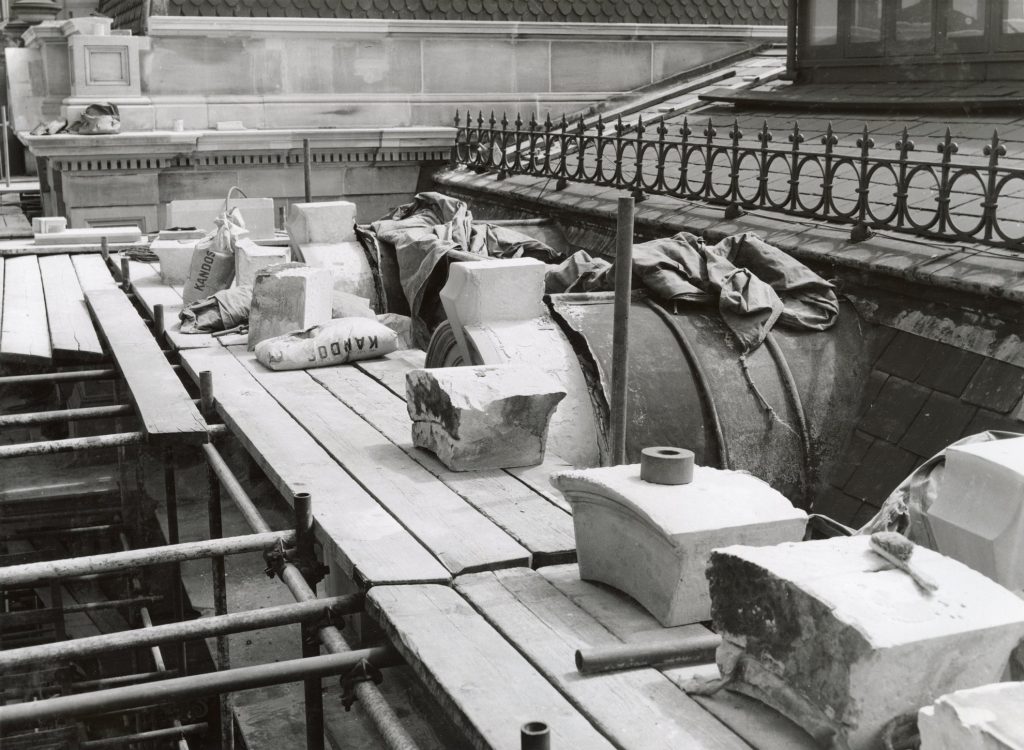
[20, 126, 456, 170]
[146, 16, 786, 41]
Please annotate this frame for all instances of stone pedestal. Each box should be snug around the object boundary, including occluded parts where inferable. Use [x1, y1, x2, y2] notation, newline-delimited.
[167, 198, 276, 240]
[247, 263, 333, 350]
[235, 239, 289, 288]
[439, 259, 601, 467]
[928, 436, 1024, 591]
[552, 464, 807, 626]
[406, 364, 566, 471]
[919, 682, 1024, 750]
[706, 537, 1024, 750]
[287, 201, 376, 307]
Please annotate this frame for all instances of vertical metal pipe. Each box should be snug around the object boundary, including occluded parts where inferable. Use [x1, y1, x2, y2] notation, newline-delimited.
[139, 607, 190, 750]
[163, 445, 186, 676]
[120, 256, 130, 292]
[199, 371, 214, 419]
[303, 139, 313, 203]
[153, 304, 165, 346]
[295, 492, 324, 750]
[101, 237, 109, 262]
[208, 458, 233, 750]
[1, 106, 10, 188]
[521, 721, 550, 750]
[786, 0, 798, 79]
[609, 196, 634, 466]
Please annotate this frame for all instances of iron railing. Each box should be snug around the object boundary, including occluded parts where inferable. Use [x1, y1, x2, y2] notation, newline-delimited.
[452, 111, 1024, 251]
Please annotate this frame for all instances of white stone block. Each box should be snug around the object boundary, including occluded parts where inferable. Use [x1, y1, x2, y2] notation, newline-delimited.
[928, 436, 1024, 591]
[440, 258, 547, 365]
[287, 201, 357, 245]
[234, 239, 289, 288]
[34, 226, 142, 246]
[552, 464, 807, 627]
[32, 216, 67, 234]
[919, 682, 1024, 750]
[406, 365, 566, 472]
[166, 198, 276, 241]
[151, 237, 201, 285]
[706, 537, 1024, 750]
[294, 240, 378, 307]
[247, 263, 333, 350]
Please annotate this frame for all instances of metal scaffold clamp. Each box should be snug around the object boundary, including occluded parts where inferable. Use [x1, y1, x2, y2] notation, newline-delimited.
[339, 658, 384, 711]
[263, 537, 329, 585]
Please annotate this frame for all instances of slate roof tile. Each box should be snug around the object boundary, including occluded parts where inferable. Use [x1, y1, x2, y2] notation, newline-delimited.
[117, 0, 784, 28]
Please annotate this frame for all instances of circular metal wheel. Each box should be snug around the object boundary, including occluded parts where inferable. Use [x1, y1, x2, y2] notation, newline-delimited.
[424, 321, 466, 368]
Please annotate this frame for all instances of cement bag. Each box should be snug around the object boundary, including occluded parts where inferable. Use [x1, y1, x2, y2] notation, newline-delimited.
[182, 208, 246, 305]
[255, 317, 397, 371]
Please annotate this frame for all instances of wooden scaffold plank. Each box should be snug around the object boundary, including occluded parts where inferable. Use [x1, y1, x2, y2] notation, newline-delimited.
[456, 568, 751, 750]
[367, 584, 615, 750]
[179, 345, 450, 587]
[233, 348, 530, 576]
[1, 255, 51, 365]
[311, 361, 578, 567]
[70, 254, 117, 292]
[38, 254, 104, 361]
[84, 287, 207, 443]
[123, 259, 216, 351]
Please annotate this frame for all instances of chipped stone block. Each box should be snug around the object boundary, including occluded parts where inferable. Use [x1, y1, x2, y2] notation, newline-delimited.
[928, 436, 1024, 591]
[707, 537, 1024, 750]
[287, 201, 357, 244]
[32, 216, 66, 234]
[235, 239, 288, 288]
[247, 263, 333, 350]
[152, 237, 201, 285]
[294, 240, 377, 307]
[552, 464, 806, 627]
[406, 365, 566, 472]
[919, 682, 1024, 750]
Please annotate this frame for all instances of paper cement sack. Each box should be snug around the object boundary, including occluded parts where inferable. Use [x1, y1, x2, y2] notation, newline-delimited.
[254, 317, 397, 371]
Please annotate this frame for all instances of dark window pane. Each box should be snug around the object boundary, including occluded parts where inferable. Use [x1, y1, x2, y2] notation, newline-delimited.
[851, 0, 883, 42]
[897, 0, 934, 40]
[948, 0, 985, 36]
[808, 0, 839, 45]
[1006, 0, 1024, 32]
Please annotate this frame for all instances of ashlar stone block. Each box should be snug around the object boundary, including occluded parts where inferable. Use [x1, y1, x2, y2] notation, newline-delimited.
[919, 682, 1024, 750]
[32, 216, 67, 234]
[294, 240, 378, 308]
[235, 239, 288, 288]
[928, 436, 1024, 591]
[151, 237, 201, 285]
[406, 364, 566, 472]
[706, 537, 1024, 750]
[247, 263, 333, 350]
[287, 201, 357, 245]
[552, 464, 807, 627]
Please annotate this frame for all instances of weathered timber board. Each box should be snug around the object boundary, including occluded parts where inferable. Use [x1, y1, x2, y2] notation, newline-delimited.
[123, 259, 216, 351]
[367, 584, 615, 750]
[456, 568, 750, 750]
[540, 565, 816, 750]
[232, 348, 529, 576]
[310, 364, 578, 567]
[70, 254, 117, 292]
[0, 242, 147, 257]
[0, 255, 52, 365]
[38, 254, 104, 361]
[179, 346, 449, 586]
[84, 288, 207, 443]
[0, 210, 32, 240]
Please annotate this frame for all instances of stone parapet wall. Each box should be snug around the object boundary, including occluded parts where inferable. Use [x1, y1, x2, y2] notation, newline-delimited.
[6, 17, 776, 133]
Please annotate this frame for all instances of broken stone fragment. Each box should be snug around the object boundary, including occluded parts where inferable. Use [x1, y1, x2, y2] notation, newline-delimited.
[919, 682, 1024, 750]
[247, 262, 333, 350]
[551, 464, 807, 627]
[928, 435, 1024, 591]
[706, 537, 1024, 750]
[406, 365, 566, 471]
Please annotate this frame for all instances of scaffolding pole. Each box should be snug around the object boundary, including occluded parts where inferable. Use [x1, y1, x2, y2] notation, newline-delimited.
[0, 647, 401, 731]
[0, 530, 294, 588]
